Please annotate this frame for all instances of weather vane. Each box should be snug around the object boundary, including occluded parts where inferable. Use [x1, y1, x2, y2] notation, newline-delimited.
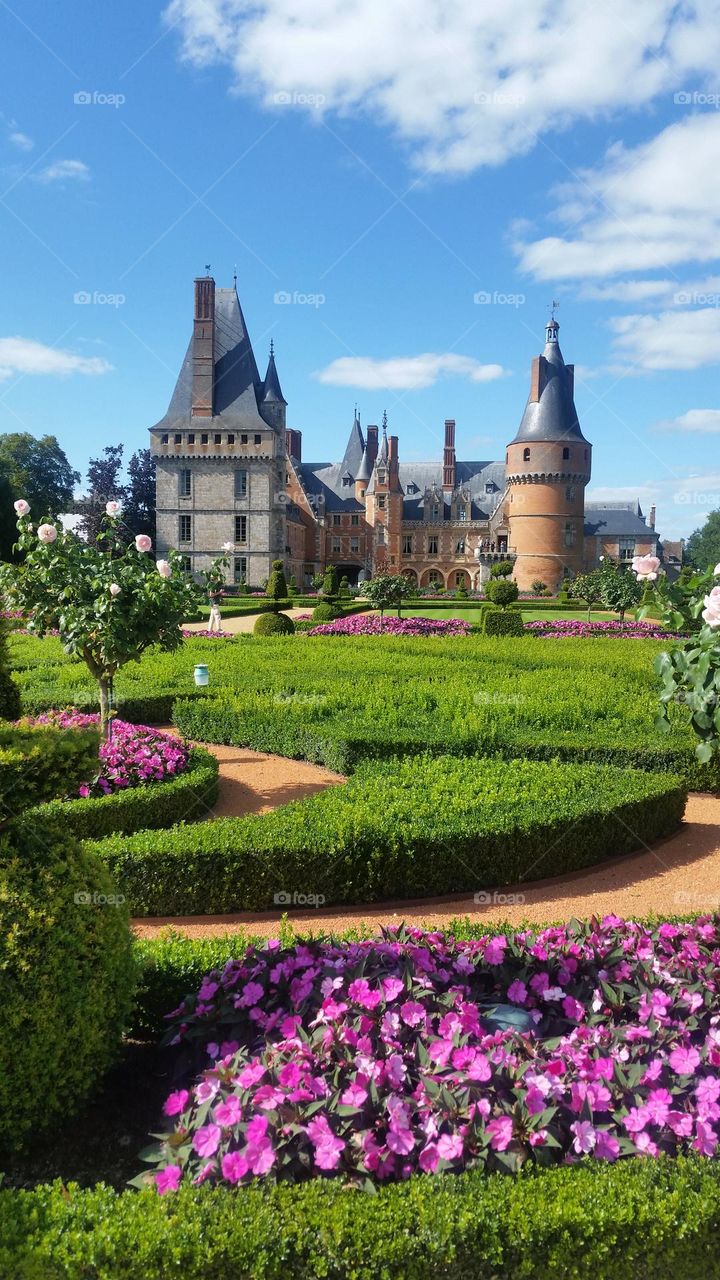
[550, 299, 560, 321]
[205, 263, 211, 276]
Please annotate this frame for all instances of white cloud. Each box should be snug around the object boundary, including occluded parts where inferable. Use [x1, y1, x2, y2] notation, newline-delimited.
[163, 0, 720, 173]
[8, 130, 33, 151]
[517, 114, 720, 281]
[35, 159, 90, 184]
[656, 408, 720, 433]
[588, 475, 720, 541]
[580, 276, 720, 305]
[0, 337, 112, 381]
[314, 353, 506, 390]
[608, 307, 720, 371]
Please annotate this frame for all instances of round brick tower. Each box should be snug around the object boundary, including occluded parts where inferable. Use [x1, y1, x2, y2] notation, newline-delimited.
[506, 318, 591, 593]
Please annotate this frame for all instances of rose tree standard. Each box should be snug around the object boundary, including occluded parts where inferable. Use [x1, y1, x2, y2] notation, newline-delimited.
[1, 500, 201, 739]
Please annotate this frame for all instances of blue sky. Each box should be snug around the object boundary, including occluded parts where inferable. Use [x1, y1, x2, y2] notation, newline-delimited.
[1, 0, 719, 541]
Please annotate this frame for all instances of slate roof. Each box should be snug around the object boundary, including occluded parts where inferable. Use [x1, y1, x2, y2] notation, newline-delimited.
[583, 503, 658, 538]
[298, 451, 508, 519]
[149, 287, 275, 435]
[262, 342, 287, 405]
[511, 320, 588, 446]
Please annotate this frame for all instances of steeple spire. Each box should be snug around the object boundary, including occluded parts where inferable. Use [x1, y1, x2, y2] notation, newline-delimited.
[262, 341, 287, 405]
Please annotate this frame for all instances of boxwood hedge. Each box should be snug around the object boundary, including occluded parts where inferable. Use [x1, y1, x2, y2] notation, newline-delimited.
[1, 1158, 718, 1279]
[87, 755, 686, 916]
[26, 746, 219, 840]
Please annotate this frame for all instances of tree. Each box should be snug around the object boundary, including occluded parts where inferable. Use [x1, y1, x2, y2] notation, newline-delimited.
[531, 580, 547, 597]
[1, 504, 201, 739]
[0, 469, 16, 562]
[0, 433, 79, 518]
[123, 448, 156, 543]
[485, 578, 519, 608]
[265, 559, 288, 606]
[685, 510, 720, 573]
[365, 573, 407, 620]
[573, 569, 605, 620]
[322, 565, 339, 599]
[490, 560, 515, 579]
[77, 445, 125, 544]
[597, 559, 641, 623]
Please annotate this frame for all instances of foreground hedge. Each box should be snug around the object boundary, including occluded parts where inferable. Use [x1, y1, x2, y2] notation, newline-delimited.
[25, 746, 219, 840]
[88, 755, 686, 916]
[1, 1158, 718, 1278]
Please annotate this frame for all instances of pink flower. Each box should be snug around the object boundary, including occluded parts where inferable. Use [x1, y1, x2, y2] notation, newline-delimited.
[484, 936, 507, 966]
[507, 980, 527, 1004]
[570, 1120, 597, 1154]
[156, 559, 172, 578]
[155, 1165, 182, 1194]
[221, 1150, 249, 1183]
[486, 1115, 514, 1151]
[400, 1000, 425, 1026]
[135, 533, 152, 552]
[163, 1089, 190, 1117]
[623, 1106, 649, 1135]
[347, 979, 382, 1009]
[214, 1095, 242, 1126]
[669, 1045, 701, 1076]
[109, 583, 121, 597]
[341, 1080, 368, 1107]
[594, 1131, 620, 1161]
[645, 1089, 672, 1125]
[562, 996, 584, 1022]
[279, 1062, 302, 1088]
[105, 500, 121, 515]
[387, 1127, 415, 1155]
[192, 1123, 221, 1158]
[667, 1110, 693, 1138]
[418, 1142, 439, 1173]
[13, 498, 29, 516]
[632, 554, 660, 581]
[693, 1120, 717, 1156]
[437, 1133, 463, 1161]
[382, 977, 405, 1002]
[37, 523, 57, 544]
[238, 981, 264, 1007]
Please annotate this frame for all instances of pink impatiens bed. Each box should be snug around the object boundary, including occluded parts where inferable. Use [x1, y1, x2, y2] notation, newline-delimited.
[142, 918, 720, 1193]
[20, 710, 189, 797]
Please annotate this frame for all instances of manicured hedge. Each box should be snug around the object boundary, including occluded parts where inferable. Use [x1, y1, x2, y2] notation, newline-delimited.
[482, 608, 525, 636]
[0, 723, 100, 821]
[87, 755, 686, 916]
[26, 746, 219, 840]
[1, 1158, 718, 1278]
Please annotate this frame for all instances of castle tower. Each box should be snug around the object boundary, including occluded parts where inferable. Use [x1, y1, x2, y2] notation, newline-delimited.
[506, 317, 591, 592]
[366, 412, 403, 573]
[149, 275, 286, 587]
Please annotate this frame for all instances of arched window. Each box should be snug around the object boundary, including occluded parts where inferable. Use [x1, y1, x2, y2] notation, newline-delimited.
[523, 447, 530, 462]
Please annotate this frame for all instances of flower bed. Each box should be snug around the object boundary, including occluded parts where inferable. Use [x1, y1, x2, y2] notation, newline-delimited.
[141, 918, 719, 1194]
[181, 629, 234, 639]
[308, 615, 472, 637]
[525, 619, 685, 640]
[19, 711, 189, 797]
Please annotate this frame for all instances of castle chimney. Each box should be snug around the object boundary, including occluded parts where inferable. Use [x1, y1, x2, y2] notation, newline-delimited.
[192, 276, 215, 418]
[443, 419, 456, 491]
[366, 425, 379, 468]
[528, 356, 548, 404]
[388, 434, 401, 490]
[649, 504, 656, 530]
[286, 429, 302, 462]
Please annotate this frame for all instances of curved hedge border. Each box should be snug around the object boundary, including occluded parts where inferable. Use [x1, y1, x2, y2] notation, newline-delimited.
[1, 1158, 718, 1279]
[87, 755, 686, 916]
[171, 695, 718, 789]
[27, 747, 219, 841]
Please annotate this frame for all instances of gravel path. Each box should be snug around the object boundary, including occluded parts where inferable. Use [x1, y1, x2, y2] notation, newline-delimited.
[132, 739, 720, 939]
[183, 607, 312, 635]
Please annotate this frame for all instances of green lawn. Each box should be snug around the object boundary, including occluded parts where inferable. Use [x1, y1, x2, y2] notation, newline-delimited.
[398, 607, 619, 623]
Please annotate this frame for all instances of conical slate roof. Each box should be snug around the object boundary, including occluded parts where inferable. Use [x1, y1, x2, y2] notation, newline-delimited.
[510, 320, 588, 445]
[339, 412, 365, 476]
[262, 340, 287, 405]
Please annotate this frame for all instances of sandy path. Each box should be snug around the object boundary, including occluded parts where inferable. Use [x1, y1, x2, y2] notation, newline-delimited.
[183, 607, 312, 635]
[132, 736, 720, 937]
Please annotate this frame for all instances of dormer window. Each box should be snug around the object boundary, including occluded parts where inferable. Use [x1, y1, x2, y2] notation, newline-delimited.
[484, 482, 494, 494]
[523, 448, 530, 462]
[342, 473, 353, 488]
[377, 469, 386, 485]
[406, 481, 417, 495]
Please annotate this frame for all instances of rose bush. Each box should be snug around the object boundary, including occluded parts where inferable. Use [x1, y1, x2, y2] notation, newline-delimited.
[140, 917, 720, 1193]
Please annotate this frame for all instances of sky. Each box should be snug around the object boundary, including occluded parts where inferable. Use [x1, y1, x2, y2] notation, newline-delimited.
[1, 0, 719, 542]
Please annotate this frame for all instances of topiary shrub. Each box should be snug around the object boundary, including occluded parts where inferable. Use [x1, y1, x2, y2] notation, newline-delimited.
[0, 724, 135, 1152]
[490, 560, 515, 579]
[265, 560, 288, 605]
[0, 618, 20, 721]
[311, 602, 342, 623]
[482, 607, 525, 637]
[322, 565, 339, 600]
[485, 578, 519, 608]
[253, 611, 295, 636]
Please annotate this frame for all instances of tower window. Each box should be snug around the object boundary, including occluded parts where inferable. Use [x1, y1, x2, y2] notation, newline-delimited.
[179, 469, 191, 498]
[564, 521, 576, 547]
[214, 433, 222, 445]
[566, 485, 575, 501]
[254, 434, 262, 445]
[235, 470, 248, 498]
[241, 434, 248, 444]
[188, 433, 195, 445]
[201, 433, 209, 445]
[563, 447, 570, 460]
[179, 514, 192, 543]
[227, 434, 235, 445]
[378, 496, 386, 509]
[523, 448, 530, 462]
[235, 515, 247, 544]
[174, 433, 182, 445]
[584, 449, 588, 461]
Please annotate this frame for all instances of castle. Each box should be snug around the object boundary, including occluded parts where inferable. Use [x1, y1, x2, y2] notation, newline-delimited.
[150, 276, 670, 592]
